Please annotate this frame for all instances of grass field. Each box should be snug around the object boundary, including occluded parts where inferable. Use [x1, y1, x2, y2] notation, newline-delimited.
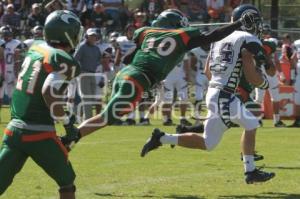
[1, 107, 300, 199]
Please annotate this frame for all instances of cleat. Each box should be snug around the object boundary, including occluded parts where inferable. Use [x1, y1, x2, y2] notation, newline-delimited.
[163, 119, 174, 126]
[180, 118, 192, 126]
[245, 167, 275, 184]
[123, 118, 136, 125]
[288, 120, 300, 128]
[274, 120, 286, 127]
[141, 128, 165, 157]
[139, 118, 150, 126]
[240, 152, 264, 161]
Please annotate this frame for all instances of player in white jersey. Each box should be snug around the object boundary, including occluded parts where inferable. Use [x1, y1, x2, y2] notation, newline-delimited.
[0, 25, 25, 105]
[162, 58, 191, 126]
[23, 25, 44, 48]
[289, 39, 300, 127]
[254, 36, 286, 127]
[115, 24, 137, 70]
[187, 46, 209, 124]
[141, 4, 275, 184]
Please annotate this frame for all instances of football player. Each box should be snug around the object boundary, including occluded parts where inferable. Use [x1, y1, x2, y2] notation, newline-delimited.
[23, 25, 44, 48]
[161, 59, 191, 126]
[141, 5, 275, 184]
[0, 10, 82, 199]
[0, 25, 25, 106]
[62, 8, 259, 158]
[290, 39, 300, 127]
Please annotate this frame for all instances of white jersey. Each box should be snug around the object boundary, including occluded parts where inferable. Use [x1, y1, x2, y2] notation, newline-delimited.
[23, 38, 35, 48]
[209, 30, 261, 91]
[1, 39, 22, 71]
[116, 36, 136, 56]
[190, 47, 208, 73]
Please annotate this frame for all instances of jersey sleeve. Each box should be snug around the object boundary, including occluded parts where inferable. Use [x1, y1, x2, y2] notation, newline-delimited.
[133, 27, 147, 47]
[241, 35, 262, 55]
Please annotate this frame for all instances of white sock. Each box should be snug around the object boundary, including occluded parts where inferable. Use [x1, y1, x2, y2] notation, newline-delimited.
[273, 114, 280, 124]
[128, 112, 135, 119]
[160, 133, 179, 145]
[163, 115, 169, 122]
[139, 111, 145, 119]
[243, 155, 255, 172]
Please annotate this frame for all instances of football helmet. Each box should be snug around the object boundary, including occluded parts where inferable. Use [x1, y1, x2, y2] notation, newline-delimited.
[31, 25, 43, 38]
[151, 9, 189, 28]
[44, 10, 83, 48]
[0, 25, 13, 38]
[232, 4, 263, 37]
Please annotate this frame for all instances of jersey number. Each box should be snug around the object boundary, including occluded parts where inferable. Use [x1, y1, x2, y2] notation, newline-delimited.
[143, 37, 177, 56]
[220, 42, 234, 63]
[16, 57, 42, 94]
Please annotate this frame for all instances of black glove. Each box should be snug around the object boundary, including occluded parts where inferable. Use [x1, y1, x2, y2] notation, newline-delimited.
[240, 11, 260, 30]
[61, 113, 81, 151]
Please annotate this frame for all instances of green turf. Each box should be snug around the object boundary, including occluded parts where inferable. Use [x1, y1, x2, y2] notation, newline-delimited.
[1, 107, 300, 199]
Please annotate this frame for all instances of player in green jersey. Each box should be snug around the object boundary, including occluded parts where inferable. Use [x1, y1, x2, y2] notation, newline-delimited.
[60, 9, 260, 149]
[0, 10, 82, 199]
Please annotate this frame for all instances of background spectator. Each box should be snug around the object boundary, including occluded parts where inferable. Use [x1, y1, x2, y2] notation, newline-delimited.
[141, 0, 164, 22]
[90, 3, 114, 32]
[74, 28, 102, 120]
[26, 3, 45, 35]
[186, 0, 208, 22]
[206, 0, 225, 22]
[2, 4, 21, 37]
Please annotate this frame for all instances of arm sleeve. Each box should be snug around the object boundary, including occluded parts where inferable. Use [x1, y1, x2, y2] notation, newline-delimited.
[187, 20, 242, 50]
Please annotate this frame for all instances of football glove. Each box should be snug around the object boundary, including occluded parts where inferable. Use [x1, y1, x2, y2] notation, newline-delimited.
[61, 112, 81, 151]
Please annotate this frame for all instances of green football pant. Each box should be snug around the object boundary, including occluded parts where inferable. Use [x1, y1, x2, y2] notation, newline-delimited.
[101, 67, 151, 125]
[0, 126, 75, 194]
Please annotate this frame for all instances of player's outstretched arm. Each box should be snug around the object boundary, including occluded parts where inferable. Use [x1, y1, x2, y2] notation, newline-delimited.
[187, 12, 259, 50]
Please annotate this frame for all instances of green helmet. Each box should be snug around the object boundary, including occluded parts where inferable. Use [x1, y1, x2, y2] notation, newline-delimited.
[44, 10, 83, 48]
[151, 9, 189, 29]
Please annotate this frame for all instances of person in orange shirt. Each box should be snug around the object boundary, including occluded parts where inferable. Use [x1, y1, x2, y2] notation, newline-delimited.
[279, 34, 296, 85]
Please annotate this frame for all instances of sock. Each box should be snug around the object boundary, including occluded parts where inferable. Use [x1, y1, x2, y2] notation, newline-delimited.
[160, 133, 179, 145]
[163, 115, 169, 122]
[67, 102, 74, 114]
[243, 155, 255, 172]
[128, 112, 135, 120]
[180, 116, 185, 120]
[139, 111, 145, 119]
[273, 114, 280, 124]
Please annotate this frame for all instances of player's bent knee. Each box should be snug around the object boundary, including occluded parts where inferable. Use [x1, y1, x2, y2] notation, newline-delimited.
[59, 184, 76, 194]
[204, 138, 219, 151]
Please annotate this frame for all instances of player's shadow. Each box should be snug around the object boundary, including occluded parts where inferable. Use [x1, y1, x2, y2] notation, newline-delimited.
[264, 166, 300, 170]
[219, 192, 300, 199]
[95, 193, 204, 198]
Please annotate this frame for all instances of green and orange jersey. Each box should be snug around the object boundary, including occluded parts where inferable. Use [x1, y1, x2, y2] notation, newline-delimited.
[11, 40, 80, 126]
[130, 26, 201, 83]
